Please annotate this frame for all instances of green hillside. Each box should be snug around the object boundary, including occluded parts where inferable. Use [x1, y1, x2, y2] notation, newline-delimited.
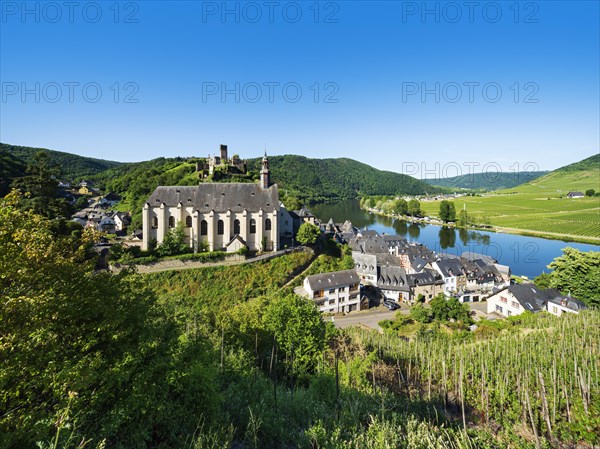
[423, 171, 548, 191]
[0, 149, 27, 197]
[419, 154, 600, 243]
[0, 143, 123, 181]
[247, 155, 440, 202]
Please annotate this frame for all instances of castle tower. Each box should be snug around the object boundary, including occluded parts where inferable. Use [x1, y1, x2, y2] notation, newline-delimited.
[260, 151, 270, 189]
[220, 144, 228, 162]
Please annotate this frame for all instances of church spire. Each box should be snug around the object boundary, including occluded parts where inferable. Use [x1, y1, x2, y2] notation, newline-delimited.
[260, 150, 270, 189]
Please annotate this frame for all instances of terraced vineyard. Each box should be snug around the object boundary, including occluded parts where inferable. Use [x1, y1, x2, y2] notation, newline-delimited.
[420, 154, 600, 243]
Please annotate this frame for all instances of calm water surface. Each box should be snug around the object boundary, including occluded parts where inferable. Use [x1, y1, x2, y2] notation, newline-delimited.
[311, 200, 600, 279]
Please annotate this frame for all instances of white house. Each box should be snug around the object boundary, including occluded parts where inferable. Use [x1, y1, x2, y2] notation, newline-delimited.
[352, 252, 378, 285]
[143, 153, 279, 253]
[303, 269, 362, 314]
[486, 284, 586, 317]
[377, 265, 410, 302]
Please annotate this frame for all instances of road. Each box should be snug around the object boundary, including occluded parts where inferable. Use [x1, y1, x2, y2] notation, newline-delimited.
[331, 305, 409, 330]
[331, 301, 491, 330]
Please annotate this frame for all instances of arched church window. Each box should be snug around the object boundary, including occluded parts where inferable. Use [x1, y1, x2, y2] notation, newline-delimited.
[168, 216, 175, 228]
[217, 220, 224, 235]
[265, 218, 272, 231]
[185, 216, 192, 228]
[233, 219, 240, 235]
[249, 219, 256, 234]
[200, 220, 208, 235]
[152, 216, 158, 229]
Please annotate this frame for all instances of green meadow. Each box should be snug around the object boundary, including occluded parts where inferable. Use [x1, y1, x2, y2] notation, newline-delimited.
[421, 160, 600, 243]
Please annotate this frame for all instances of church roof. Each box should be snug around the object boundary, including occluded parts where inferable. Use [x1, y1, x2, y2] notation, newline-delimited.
[147, 183, 279, 213]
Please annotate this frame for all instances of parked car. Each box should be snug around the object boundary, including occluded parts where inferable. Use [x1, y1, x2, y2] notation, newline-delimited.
[383, 300, 400, 310]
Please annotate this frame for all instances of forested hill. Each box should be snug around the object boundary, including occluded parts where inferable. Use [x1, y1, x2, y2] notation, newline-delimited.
[553, 153, 600, 172]
[423, 171, 548, 191]
[246, 155, 440, 201]
[0, 143, 123, 180]
[0, 149, 27, 197]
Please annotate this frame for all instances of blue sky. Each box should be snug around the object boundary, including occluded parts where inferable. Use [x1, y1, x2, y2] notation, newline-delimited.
[1, 1, 598, 177]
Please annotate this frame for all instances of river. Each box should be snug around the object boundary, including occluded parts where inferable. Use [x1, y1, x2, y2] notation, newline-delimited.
[310, 200, 599, 279]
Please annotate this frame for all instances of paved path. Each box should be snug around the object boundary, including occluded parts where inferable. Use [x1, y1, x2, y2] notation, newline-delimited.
[332, 306, 409, 330]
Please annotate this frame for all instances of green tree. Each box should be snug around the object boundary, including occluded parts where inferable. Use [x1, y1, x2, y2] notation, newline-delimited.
[11, 151, 72, 219]
[392, 198, 408, 216]
[457, 208, 468, 227]
[534, 272, 552, 290]
[439, 200, 456, 223]
[0, 191, 220, 448]
[407, 199, 422, 217]
[585, 189, 596, 197]
[547, 247, 600, 307]
[263, 294, 328, 374]
[156, 221, 189, 257]
[410, 304, 432, 323]
[429, 294, 449, 321]
[296, 222, 321, 246]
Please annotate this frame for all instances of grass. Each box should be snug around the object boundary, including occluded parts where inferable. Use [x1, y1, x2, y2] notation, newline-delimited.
[419, 166, 600, 243]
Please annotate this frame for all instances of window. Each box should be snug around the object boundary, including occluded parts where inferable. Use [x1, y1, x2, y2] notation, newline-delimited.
[265, 218, 272, 231]
[500, 296, 508, 303]
[249, 219, 256, 234]
[200, 220, 208, 235]
[552, 306, 558, 314]
[185, 215, 192, 228]
[511, 301, 520, 308]
[328, 289, 335, 294]
[496, 305, 503, 313]
[217, 220, 224, 235]
[168, 216, 175, 228]
[507, 311, 512, 317]
[233, 219, 240, 235]
[151, 216, 158, 229]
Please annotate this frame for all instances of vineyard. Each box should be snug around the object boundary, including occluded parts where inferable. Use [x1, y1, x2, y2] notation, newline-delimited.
[343, 311, 600, 446]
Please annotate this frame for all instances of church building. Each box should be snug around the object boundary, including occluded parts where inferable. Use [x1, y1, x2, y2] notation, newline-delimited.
[142, 151, 280, 253]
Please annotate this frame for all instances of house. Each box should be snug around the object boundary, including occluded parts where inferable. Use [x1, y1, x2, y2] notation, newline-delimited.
[432, 259, 467, 295]
[98, 216, 116, 233]
[566, 191, 585, 199]
[485, 284, 586, 317]
[545, 293, 587, 316]
[143, 152, 279, 253]
[352, 252, 378, 285]
[377, 265, 410, 302]
[112, 212, 130, 232]
[100, 192, 122, 207]
[406, 269, 445, 302]
[302, 269, 362, 313]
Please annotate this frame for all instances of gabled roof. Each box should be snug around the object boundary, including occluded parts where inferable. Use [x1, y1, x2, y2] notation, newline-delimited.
[147, 184, 279, 213]
[407, 269, 444, 287]
[461, 251, 496, 265]
[377, 266, 409, 291]
[226, 234, 247, 248]
[435, 259, 466, 278]
[545, 292, 587, 312]
[503, 284, 550, 312]
[306, 269, 359, 290]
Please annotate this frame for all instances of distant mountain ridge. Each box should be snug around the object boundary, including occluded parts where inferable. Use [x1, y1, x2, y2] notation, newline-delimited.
[423, 171, 548, 191]
[0, 143, 123, 180]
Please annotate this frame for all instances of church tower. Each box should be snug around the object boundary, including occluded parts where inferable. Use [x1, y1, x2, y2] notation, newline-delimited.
[260, 151, 270, 189]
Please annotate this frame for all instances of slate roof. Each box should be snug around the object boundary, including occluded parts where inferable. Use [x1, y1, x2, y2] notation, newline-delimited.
[406, 269, 444, 287]
[544, 291, 587, 312]
[377, 266, 409, 291]
[352, 252, 377, 274]
[435, 259, 466, 278]
[147, 184, 279, 213]
[461, 251, 496, 265]
[411, 257, 428, 272]
[306, 269, 359, 290]
[504, 284, 549, 312]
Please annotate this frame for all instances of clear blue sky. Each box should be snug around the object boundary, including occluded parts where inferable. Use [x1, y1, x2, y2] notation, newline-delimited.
[1, 1, 598, 177]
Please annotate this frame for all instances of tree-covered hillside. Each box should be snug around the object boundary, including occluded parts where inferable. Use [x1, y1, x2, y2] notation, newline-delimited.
[0, 149, 26, 197]
[423, 171, 548, 191]
[1, 143, 123, 181]
[247, 155, 440, 202]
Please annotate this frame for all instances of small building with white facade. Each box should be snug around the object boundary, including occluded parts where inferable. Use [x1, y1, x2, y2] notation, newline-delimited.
[303, 269, 362, 314]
